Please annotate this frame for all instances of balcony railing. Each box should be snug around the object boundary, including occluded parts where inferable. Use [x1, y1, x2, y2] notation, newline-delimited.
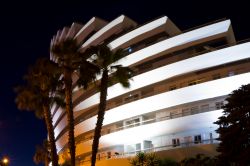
[78, 138, 219, 165]
[76, 105, 221, 144]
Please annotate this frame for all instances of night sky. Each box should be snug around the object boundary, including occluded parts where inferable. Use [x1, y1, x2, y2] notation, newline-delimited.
[0, 0, 250, 166]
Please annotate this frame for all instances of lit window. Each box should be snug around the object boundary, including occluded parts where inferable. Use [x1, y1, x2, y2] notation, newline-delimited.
[125, 47, 133, 53]
[128, 47, 132, 53]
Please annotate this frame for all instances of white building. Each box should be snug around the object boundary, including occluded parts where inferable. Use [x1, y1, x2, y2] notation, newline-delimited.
[50, 15, 250, 165]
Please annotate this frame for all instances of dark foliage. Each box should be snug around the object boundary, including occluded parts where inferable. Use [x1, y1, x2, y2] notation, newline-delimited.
[215, 84, 250, 166]
[15, 58, 63, 166]
[180, 154, 216, 166]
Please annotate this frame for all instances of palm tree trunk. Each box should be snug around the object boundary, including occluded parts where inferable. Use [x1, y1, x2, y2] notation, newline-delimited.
[43, 104, 59, 166]
[64, 69, 76, 166]
[45, 155, 49, 166]
[91, 70, 109, 166]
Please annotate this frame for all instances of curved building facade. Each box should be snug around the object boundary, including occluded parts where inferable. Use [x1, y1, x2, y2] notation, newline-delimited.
[50, 15, 250, 165]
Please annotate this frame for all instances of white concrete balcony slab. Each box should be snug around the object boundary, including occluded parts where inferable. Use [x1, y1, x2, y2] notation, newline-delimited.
[74, 42, 250, 112]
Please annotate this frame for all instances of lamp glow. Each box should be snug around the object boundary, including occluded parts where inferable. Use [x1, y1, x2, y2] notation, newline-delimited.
[2, 157, 9, 164]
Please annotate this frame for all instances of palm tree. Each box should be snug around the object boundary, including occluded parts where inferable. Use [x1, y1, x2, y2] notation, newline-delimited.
[84, 44, 133, 166]
[15, 58, 63, 166]
[51, 38, 99, 166]
[130, 152, 160, 166]
[33, 140, 51, 166]
[51, 39, 79, 166]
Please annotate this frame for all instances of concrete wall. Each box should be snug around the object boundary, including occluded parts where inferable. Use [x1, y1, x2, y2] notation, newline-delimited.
[81, 144, 219, 166]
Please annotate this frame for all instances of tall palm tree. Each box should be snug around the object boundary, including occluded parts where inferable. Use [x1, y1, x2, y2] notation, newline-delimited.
[15, 58, 63, 166]
[51, 38, 99, 166]
[84, 44, 133, 166]
[33, 140, 51, 166]
[51, 39, 78, 166]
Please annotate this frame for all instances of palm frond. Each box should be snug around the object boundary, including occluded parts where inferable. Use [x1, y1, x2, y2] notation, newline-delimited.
[111, 66, 133, 88]
[110, 48, 127, 65]
[77, 60, 100, 89]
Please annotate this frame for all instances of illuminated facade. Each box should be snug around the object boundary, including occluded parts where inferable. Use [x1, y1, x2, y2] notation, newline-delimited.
[50, 15, 250, 165]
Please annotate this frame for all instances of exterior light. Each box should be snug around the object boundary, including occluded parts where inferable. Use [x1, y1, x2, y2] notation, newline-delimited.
[2, 157, 9, 164]
[128, 47, 132, 53]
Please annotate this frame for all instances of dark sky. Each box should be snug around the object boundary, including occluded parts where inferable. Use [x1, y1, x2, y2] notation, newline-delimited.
[0, 0, 249, 166]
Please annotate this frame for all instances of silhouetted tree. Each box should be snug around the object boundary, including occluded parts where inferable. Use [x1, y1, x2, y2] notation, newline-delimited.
[180, 154, 216, 166]
[215, 84, 250, 165]
[51, 39, 79, 166]
[15, 58, 63, 166]
[159, 158, 179, 166]
[51, 38, 99, 166]
[33, 140, 51, 166]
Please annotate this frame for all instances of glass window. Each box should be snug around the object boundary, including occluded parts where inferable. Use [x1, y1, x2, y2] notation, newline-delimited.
[182, 108, 190, 116]
[194, 135, 202, 144]
[200, 104, 209, 112]
[136, 143, 141, 152]
[170, 111, 180, 118]
[215, 101, 224, 109]
[125, 118, 140, 128]
[172, 138, 180, 147]
[191, 106, 199, 114]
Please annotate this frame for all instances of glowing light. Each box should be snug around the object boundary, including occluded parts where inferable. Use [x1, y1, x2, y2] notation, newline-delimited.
[2, 157, 9, 164]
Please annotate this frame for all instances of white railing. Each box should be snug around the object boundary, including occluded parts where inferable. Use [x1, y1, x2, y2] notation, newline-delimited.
[77, 106, 220, 143]
[78, 138, 219, 165]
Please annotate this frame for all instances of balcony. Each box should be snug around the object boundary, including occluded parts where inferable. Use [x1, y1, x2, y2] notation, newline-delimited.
[76, 105, 221, 144]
